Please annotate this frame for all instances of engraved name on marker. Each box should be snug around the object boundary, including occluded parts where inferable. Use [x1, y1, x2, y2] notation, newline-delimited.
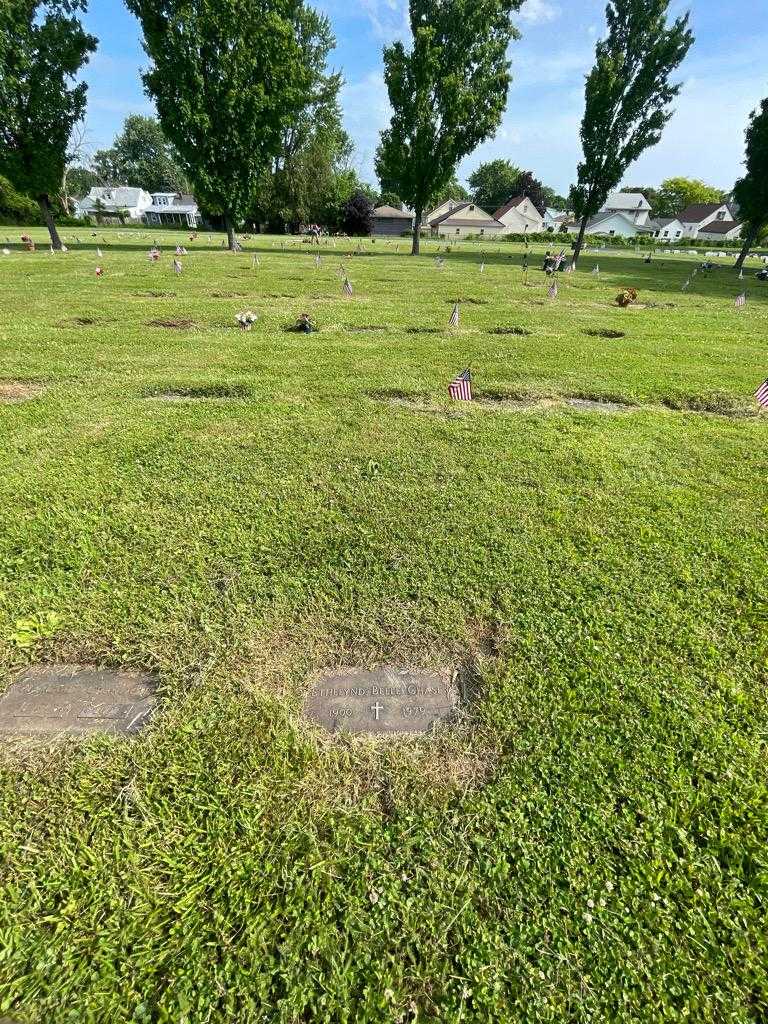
[0, 665, 157, 738]
[303, 666, 458, 735]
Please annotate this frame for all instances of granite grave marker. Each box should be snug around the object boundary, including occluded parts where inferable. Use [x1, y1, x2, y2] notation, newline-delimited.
[304, 666, 458, 735]
[0, 665, 156, 738]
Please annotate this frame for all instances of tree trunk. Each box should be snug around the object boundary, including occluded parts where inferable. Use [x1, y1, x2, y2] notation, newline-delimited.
[224, 213, 236, 251]
[572, 214, 589, 267]
[411, 209, 422, 255]
[39, 194, 62, 250]
[735, 224, 759, 272]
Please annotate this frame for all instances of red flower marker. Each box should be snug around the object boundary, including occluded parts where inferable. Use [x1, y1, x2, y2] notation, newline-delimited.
[95, 266, 103, 277]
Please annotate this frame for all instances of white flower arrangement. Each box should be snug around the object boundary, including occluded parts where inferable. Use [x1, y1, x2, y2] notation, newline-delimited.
[235, 311, 258, 331]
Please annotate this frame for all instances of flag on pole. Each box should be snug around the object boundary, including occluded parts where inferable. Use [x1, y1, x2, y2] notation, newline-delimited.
[592, 265, 600, 276]
[564, 262, 574, 275]
[548, 281, 558, 300]
[449, 368, 472, 401]
[96, 247, 102, 258]
[449, 302, 460, 327]
[682, 278, 691, 291]
[342, 277, 353, 296]
[436, 257, 445, 269]
[735, 292, 747, 308]
[479, 262, 485, 274]
[173, 259, 182, 274]
[252, 255, 260, 268]
[739, 269, 744, 280]
[755, 378, 768, 410]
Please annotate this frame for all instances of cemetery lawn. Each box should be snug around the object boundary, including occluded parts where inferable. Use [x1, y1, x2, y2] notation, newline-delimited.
[1, 228, 767, 1024]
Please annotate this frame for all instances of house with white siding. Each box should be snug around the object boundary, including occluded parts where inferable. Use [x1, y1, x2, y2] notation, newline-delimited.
[678, 203, 737, 239]
[492, 196, 544, 235]
[598, 192, 653, 225]
[430, 202, 505, 239]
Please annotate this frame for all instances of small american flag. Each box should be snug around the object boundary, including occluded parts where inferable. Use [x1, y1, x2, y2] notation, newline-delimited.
[173, 259, 182, 274]
[682, 277, 691, 291]
[436, 257, 445, 269]
[739, 269, 744, 280]
[735, 292, 747, 308]
[755, 378, 768, 410]
[449, 302, 460, 327]
[96, 247, 102, 258]
[449, 368, 472, 401]
[592, 265, 600, 276]
[252, 255, 260, 268]
[342, 276, 353, 296]
[314, 255, 321, 268]
[564, 262, 574, 275]
[479, 262, 485, 274]
[232, 239, 243, 252]
[548, 281, 558, 299]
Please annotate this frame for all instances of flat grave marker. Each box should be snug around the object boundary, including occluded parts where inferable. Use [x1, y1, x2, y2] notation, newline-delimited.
[304, 666, 459, 735]
[0, 665, 156, 738]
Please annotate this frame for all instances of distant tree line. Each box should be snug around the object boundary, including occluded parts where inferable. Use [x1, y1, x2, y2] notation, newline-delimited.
[0, 0, 766, 265]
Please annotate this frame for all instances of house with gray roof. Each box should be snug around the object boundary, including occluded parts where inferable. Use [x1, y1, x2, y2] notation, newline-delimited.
[430, 202, 505, 239]
[372, 205, 413, 236]
[75, 186, 153, 222]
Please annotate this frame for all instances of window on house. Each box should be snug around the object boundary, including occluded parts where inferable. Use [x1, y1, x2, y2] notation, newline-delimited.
[455, 228, 460, 235]
[716, 210, 725, 220]
[609, 229, 616, 236]
[480, 228, 485, 235]
[469, 205, 474, 211]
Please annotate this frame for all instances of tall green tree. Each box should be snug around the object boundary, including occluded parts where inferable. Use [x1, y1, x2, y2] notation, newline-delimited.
[92, 115, 190, 193]
[0, 0, 96, 248]
[375, 0, 522, 255]
[570, 0, 693, 265]
[258, 6, 349, 230]
[733, 97, 768, 272]
[468, 158, 522, 212]
[125, 0, 312, 249]
[654, 176, 724, 217]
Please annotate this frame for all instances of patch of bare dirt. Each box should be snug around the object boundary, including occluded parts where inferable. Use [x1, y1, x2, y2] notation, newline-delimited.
[0, 381, 44, 403]
[146, 318, 196, 329]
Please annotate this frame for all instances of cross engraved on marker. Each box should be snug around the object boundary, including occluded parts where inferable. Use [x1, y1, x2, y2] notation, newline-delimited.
[370, 702, 384, 721]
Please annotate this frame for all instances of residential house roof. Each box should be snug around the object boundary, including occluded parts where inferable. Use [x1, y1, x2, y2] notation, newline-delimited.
[697, 219, 741, 235]
[678, 202, 728, 224]
[432, 203, 502, 228]
[602, 192, 652, 211]
[373, 205, 412, 219]
[82, 186, 148, 208]
[493, 196, 541, 220]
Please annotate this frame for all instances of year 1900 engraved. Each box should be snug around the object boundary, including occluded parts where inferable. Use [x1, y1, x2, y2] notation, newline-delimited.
[330, 708, 353, 718]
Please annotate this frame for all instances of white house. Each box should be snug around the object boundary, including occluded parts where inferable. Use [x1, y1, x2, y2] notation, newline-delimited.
[696, 219, 743, 242]
[678, 202, 736, 239]
[75, 186, 153, 222]
[598, 192, 653, 225]
[491, 196, 544, 235]
[651, 217, 685, 241]
[575, 210, 656, 239]
[543, 208, 569, 232]
[430, 202, 505, 239]
[424, 198, 463, 230]
[143, 193, 200, 228]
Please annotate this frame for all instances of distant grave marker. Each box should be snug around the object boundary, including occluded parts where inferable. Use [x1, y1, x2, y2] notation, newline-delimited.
[0, 665, 156, 738]
[304, 666, 458, 735]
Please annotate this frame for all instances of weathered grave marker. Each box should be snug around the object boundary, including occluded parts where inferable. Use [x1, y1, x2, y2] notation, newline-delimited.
[304, 666, 458, 735]
[0, 665, 156, 738]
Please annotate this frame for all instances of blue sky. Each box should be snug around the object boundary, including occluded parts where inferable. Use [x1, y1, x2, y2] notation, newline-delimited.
[79, 0, 766, 197]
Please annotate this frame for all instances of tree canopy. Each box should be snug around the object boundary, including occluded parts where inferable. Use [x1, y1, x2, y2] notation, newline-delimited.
[570, 0, 693, 263]
[733, 97, 768, 270]
[0, 0, 97, 247]
[125, 0, 313, 248]
[654, 177, 724, 217]
[92, 115, 190, 194]
[375, 0, 522, 254]
[342, 189, 374, 236]
[468, 159, 522, 212]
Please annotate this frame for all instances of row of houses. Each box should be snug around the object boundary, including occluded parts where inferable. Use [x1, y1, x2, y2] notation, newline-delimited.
[372, 193, 744, 243]
[73, 187, 200, 227]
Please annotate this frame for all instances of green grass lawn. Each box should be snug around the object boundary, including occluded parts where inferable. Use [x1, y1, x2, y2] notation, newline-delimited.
[0, 226, 766, 1023]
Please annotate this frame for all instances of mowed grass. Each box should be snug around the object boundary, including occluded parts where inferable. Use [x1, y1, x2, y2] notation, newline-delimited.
[0, 227, 767, 1023]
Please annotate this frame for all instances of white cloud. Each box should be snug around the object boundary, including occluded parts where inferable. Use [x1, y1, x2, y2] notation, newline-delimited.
[518, 0, 560, 25]
[341, 71, 392, 182]
[359, 0, 410, 42]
